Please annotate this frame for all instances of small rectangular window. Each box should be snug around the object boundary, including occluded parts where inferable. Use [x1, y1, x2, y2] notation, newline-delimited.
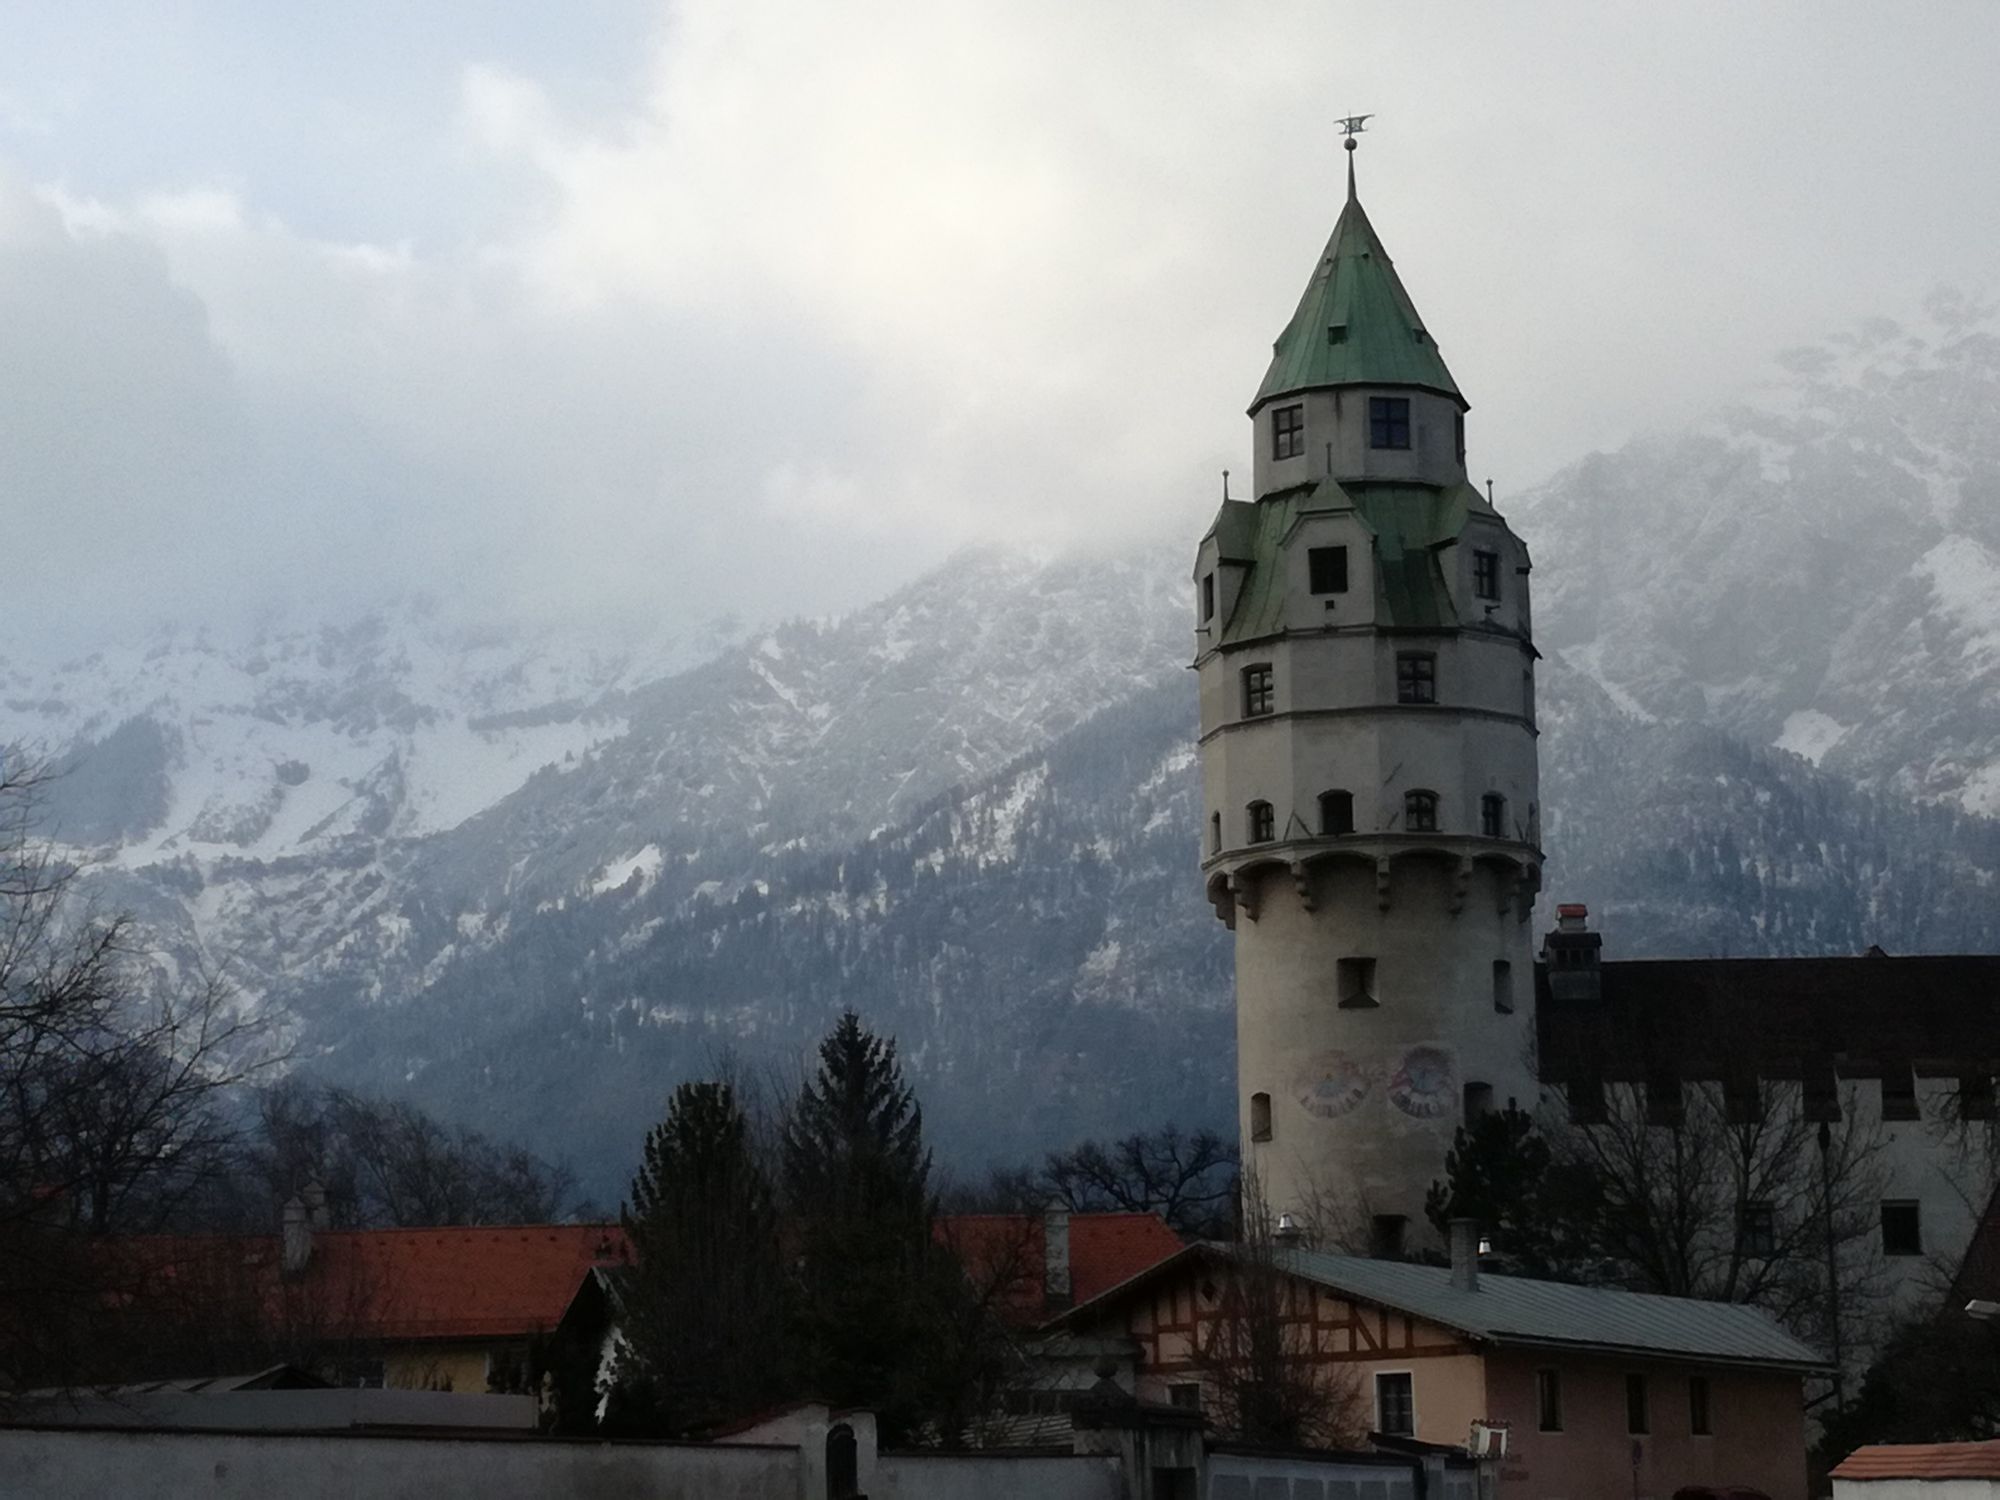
[1689, 1375, 1712, 1436]
[1375, 1372, 1414, 1437]
[1738, 1200, 1776, 1258]
[1209, 811, 1221, 854]
[1273, 403, 1305, 460]
[1250, 1091, 1272, 1143]
[1536, 1369, 1562, 1432]
[1201, 573, 1215, 622]
[1480, 793, 1506, 839]
[1369, 396, 1411, 451]
[1882, 1064, 1920, 1121]
[1882, 1201, 1923, 1256]
[1319, 790, 1354, 836]
[1463, 1082, 1494, 1120]
[1242, 664, 1274, 717]
[1397, 653, 1436, 704]
[1492, 960, 1514, 1014]
[1626, 1373, 1649, 1435]
[1168, 1382, 1202, 1411]
[1308, 545, 1349, 595]
[1337, 956, 1378, 1009]
[1522, 669, 1535, 724]
[1474, 549, 1500, 601]
[1803, 1058, 1841, 1122]
[1403, 790, 1438, 833]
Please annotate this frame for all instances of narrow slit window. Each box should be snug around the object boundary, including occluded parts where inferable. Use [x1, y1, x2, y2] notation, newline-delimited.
[1689, 1375, 1712, 1437]
[1626, 1374, 1649, 1436]
[1480, 793, 1506, 838]
[1250, 1092, 1272, 1142]
[1201, 572, 1215, 622]
[1209, 811, 1221, 854]
[1492, 960, 1514, 1014]
[1537, 1370, 1562, 1432]
[1474, 549, 1500, 601]
[1319, 790, 1354, 836]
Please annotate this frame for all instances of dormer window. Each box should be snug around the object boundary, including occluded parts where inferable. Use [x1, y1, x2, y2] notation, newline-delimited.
[1369, 396, 1411, 451]
[1272, 404, 1304, 461]
[1474, 550, 1500, 602]
[1308, 546, 1348, 595]
[1327, 324, 1347, 345]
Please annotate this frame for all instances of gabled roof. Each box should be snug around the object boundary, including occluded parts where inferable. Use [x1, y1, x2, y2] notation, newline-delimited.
[1052, 1243, 1826, 1373]
[1832, 1440, 2000, 1479]
[106, 1224, 631, 1344]
[1253, 183, 1462, 411]
[939, 1212, 1183, 1324]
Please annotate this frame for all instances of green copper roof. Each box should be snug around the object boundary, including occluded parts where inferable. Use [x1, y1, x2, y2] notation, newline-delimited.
[1201, 478, 1488, 644]
[1252, 185, 1463, 411]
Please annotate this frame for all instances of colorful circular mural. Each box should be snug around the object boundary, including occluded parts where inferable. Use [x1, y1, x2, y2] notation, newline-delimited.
[1294, 1051, 1372, 1119]
[1388, 1045, 1456, 1118]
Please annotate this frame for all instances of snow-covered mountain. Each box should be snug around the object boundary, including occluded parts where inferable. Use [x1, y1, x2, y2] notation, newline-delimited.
[7, 306, 1999, 1193]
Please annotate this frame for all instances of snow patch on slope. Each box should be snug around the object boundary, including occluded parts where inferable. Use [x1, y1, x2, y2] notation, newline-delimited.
[1776, 710, 1850, 767]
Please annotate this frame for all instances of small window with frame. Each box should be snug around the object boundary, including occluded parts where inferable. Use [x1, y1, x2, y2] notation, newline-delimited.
[1242, 664, 1274, 717]
[1738, 1200, 1776, 1258]
[1689, 1375, 1712, 1437]
[1246, 801, 1275, 844]
[1319, 789, 1354, 836]
[1375, 1371, 1414, 1437]
[1308, 545, 1349, 595]
[1404, 790, 1438, 833]
[1397, 653, 1436, 704]
[1474, 549, 1500, 601]
[1272, 403, 1305, 460]
[1480, 793, 1506, 838]
[1369, 396, 1411, 450]
[1536, 1368, 1562, 1432]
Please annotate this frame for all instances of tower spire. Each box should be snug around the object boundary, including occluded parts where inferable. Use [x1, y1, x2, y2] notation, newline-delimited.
[1336, 113, 1372, 202]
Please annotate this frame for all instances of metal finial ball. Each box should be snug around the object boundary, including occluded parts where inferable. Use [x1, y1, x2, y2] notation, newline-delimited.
[1344, 138, 1358, 151]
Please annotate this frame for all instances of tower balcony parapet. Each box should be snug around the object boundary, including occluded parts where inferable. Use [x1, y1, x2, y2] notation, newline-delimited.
[1201, 832, 1540, 929]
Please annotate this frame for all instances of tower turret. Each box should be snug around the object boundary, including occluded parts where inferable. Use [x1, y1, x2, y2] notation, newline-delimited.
[1192, 134, 1541, 1253]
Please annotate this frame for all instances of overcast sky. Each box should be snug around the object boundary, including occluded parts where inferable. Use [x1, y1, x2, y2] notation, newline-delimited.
[3, 1, 1997, 657]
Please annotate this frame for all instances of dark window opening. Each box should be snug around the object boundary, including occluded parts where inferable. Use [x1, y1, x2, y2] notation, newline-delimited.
[1738, 1200, 1776, 1258]
[1480, 793, 1506, 838]
[1337, 956, 1378, 1009]
[1168, 1383, 1202, 1411]
[1404, 790, 1438, 833]
[1370, 1214, 1407, 1259]
[1882, 1201, 1923, 1257]
[1474, 549, 1500, 601]
[1522, 669, 1535, 723]
[1689, 1375, 1712, 1437]
[1242, 664, 1274, 718]
[1308, 545, 1349, 595]
[1327, 323, 1347, 345]
[1209, 811, 1221, 854]
[1646, 1074, 1684, 1127]
[1369, 396, 1411, 450]
[1397, 653, 1436, 704]
[1464, 1081, 1494, 1120]
[827, 1423, 859, 1500]
[1536, 1369, 1563, 1432]
[1249, 1091, 1272, 1143]
[1492, 960, 1514, 1014]
[1201, 572, 1215, 622]
[1273, 403, 1305, 461]
[1319, 789, 1354, 836]
[1375, 1372, 1414, 1436]
[1803, 1060, 1842, 1123]
[1454, 411, 1466, 465]
[1626, 1373, 1650, 1435]
[1882, 1065, 1920, 1121]
[1246, 801, 1275, 845]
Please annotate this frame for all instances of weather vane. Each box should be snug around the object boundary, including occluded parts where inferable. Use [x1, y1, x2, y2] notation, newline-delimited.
[1337, 114, 1372, 197]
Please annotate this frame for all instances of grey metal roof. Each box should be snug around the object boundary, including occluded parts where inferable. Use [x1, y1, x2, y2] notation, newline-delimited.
[1270, 1247, 1827, 1371]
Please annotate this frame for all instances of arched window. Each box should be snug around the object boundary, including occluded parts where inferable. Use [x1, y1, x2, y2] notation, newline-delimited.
[1404, 790, 1438, 833]
[1250, 1092, 1272, 1142]
[1209, 811, 1222, 853]
[1481, 793, 1506, 839]
[1247, 801, 1275, 844]
[1318, 789, 1354, 836]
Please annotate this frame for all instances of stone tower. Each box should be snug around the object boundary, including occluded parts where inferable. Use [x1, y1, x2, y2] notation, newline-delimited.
[1191, 146, 1541, 1253]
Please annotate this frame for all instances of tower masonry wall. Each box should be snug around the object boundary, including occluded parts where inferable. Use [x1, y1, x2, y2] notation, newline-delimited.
[1235, 854, 1538, 1242]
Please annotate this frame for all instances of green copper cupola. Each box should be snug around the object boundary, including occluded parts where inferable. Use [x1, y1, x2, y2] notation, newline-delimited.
[1248, 144, 1469, 498]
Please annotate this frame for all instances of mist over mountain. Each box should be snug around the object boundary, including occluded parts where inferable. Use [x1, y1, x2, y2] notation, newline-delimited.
[7, 313, 1998, 1196]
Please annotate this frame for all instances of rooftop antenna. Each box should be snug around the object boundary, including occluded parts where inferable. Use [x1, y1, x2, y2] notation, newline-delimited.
[1337, 113, 1372, 199]
[1222, 468, 1230, 501]
[1485, 478, 1495, 505]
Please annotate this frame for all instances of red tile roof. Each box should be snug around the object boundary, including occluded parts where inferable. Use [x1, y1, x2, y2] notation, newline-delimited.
[106, 1225, 629, 1344]
[938, 1212, 1182, 1323]
[1832, 1440, 2000, 1479]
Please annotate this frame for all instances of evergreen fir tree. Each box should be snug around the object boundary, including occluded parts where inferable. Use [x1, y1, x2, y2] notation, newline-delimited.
[617, 1080, 789, 1435]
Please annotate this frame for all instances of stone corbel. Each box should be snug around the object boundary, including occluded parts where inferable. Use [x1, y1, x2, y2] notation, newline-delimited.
[1232, 873, 1260, 924]
[1290, 860, 1315, 912]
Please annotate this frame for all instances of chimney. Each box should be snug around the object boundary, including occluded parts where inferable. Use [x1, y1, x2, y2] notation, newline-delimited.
[1274, 1213, 1304, 1248]
[1043, 1208, 1072, 1311]
[301, 1178, 330, 1230]
[1449, 1218, 1480, 1294]
[281, 1195, 314, 1277]
[1542, 902, 1603, 1002]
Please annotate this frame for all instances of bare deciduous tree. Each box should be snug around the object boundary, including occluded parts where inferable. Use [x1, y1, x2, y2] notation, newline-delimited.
[1041, 1124, 1239, 1239]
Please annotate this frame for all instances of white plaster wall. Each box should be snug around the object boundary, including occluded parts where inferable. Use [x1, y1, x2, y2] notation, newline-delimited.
[1237, 855, 1539, 1236]
[876, 1451, 1123, 1500]
[0, 1427, 802, 1500]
